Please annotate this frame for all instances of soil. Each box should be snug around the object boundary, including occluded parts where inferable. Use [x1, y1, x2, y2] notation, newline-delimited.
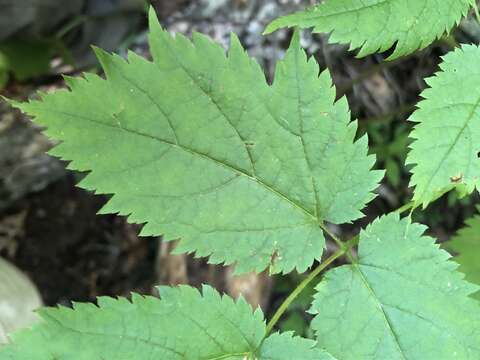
[0, 174, 158, 305]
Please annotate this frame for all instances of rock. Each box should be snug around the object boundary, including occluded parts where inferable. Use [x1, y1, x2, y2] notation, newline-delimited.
[0, 0, 145, 68]
[0, 257, 42, 344]
[0, 98, 65, 210]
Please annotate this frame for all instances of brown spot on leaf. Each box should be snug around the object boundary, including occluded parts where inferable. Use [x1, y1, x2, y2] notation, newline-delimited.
[450, 174, 463, 183]
[269, 250, 278, 266]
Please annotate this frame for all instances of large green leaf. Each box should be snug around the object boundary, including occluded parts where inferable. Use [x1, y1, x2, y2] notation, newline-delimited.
[265, 0, 474, 59]
[8, 10, 382, 274]
[310, 213, 480, 359]
[1, 285, 332, 360]
[407, 45, 480, 208]
[444, 210, 480, 300]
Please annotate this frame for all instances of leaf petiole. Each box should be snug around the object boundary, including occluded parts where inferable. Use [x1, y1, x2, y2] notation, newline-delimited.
[264, 243, 350, 337]
[264, 198, 416, 337]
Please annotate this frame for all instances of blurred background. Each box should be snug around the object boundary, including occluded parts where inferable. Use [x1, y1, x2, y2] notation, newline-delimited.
[1, 0, 480, 342]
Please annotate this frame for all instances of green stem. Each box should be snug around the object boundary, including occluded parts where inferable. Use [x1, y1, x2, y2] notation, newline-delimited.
[394, 201, 415, 214]
[263, 200, 413, 338]
[319, 223, 348, 250]
[264, 246, 347, 336]
[320, 222, 360, 265]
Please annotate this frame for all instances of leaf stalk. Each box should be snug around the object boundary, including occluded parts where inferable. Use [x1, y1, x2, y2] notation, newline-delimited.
[264, 245, 347, 336]
[264, 200, 414, 336]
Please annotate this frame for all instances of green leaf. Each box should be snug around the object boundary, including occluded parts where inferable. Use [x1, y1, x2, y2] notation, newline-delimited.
[8, 10, 382, 274]
[265, 0, 474, 59]
[1, 285, 330, 360]
[444, 211, 480, 300]
[258, 332, 335, 360]
[258, 332, 336, 359]
[407, 45, 480, 208]
[310, 213, 480, 359]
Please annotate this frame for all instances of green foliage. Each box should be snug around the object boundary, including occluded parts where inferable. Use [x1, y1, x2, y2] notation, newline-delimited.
[257, 332, 335, 360]
[368, 121, 410, 188]
[444, 210, 480, 299]
[265, 0, 474, 59]
[407, 45, 480, 208]
[4, 5, 480, 359]
[0, 52, 7, 89]
[311, 213, 480, 359]
[275, 273, 320, 337]
[0, 38, 55, 86]
[0, 285, 331, 359]
[8, 10, 382, 274]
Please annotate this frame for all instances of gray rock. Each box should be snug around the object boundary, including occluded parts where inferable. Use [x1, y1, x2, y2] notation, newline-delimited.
[0, 257, 42, 344]
[0, 0, 145, 67]
[0, 0, 83, 40]
[0, 99, 65, 210]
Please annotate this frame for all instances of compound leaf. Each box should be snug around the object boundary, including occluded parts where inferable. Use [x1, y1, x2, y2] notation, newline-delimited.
[407, 45, 480, 208]
[310, 213, 480, 359]
[1, 285, 330, 360]
[265, 0, 474, 59]
[444, 210, 480, 300]
[7, 10, 381, 274]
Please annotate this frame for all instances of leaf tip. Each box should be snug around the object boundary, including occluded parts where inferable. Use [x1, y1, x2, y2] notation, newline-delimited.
[264, 15, 290, 35]
[1, 94, 15, 106]
[263, 24, 275, 35]
[148, 5, 162, 32]
[1, 95, 28, 114]
[228, 32, 243, 50]
[289, 28, 301, 48]
[91, 45, 108, 62]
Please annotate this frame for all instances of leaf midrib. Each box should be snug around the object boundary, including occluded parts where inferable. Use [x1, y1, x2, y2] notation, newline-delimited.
[44, 311, 257, 360]
[42, 312, 186, 358]
[352, 262, 407, 359]
[40, 108, 318, 225]
[292, 43, 321, 219]
[415, 95, 480, 203]
[157, 35, 258, 176]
